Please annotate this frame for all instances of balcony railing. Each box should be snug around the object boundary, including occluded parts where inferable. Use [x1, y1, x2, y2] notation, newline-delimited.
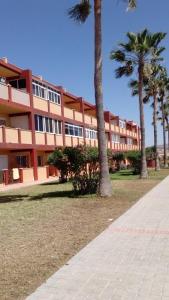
[35, 132, 63, 147]
[0, 83, 30, 106]
[0, 126, 33, 145]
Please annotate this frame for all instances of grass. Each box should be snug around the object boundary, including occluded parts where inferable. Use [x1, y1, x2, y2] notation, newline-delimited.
[0, 168, 169, 300]
[110, 168, 169, 180]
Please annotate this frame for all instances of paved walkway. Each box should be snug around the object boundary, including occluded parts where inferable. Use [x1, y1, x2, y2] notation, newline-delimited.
[0, 177, 58, 193]
[26, 176, 169, 300]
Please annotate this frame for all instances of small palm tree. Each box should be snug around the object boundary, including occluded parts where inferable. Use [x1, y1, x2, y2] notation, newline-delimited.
[110, 29, 166, 178]
[68, 0, 137, 196]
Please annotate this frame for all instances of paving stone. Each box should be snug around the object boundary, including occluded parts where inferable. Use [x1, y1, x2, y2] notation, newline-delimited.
[26, 176, 169, 300]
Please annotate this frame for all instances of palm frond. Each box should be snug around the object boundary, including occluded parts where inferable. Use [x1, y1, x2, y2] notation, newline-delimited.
[127, 0, 137, 10]
[110, 50, 126, 62]
[143, 95, 150, 104]
[68, 0, 91, 23]
[115, 62, 133, 78]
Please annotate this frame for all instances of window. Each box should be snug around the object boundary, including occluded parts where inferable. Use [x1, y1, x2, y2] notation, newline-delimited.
[119, 120, 126, 129]
[112, 134, 120, 143]
[32, 80, 61, 105]
[37, 156, 43, 167]
[35, 115, 43, 132]
[65, 123, 83, 137]
[120, 137, 126, 144]
[127, 138, 133, 145]
[0, 118, 6, 126]
[54, 120, 62, 134]
[34, 115, 62, 134]
[85, 128, 97, 140]
[9, 79, 26, 90]
[112, 119, 118, 126]
[47, 87, 61, 105]
[16, 156, 28, 168]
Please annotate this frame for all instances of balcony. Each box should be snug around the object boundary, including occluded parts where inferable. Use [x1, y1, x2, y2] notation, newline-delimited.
[35, 132, 63, 147]
[0, 126, 64, 148]
[0, 83, 30, 106]
[0, 126, 33, 146]
[65, 136, 84, 147]
[84, 115, 97, 127]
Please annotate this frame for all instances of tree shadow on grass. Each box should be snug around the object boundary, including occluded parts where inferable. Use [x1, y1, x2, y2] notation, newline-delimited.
[0, 194, 29, 204]
[40, 181, 60, 186]
[29, 190, 74, 201]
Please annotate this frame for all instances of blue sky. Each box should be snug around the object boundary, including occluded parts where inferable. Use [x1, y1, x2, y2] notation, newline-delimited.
[0, 0, 168, 145]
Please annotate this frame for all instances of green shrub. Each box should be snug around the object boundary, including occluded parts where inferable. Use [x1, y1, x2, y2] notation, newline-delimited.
[48, 146, 100, 195]
[72, 174, 99, 195]
[112, 152, 126, 171]
[48, 149, 69, 182]
[126, 151, 141, 175]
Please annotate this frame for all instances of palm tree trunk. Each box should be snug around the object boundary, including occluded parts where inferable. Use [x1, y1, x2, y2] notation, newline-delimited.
[161, 97, 168, 167]
[153, 93, 160, 171]
[165, 117, 169, 151]
[138, 59, 148, 178]
[94, 0, 112, 196]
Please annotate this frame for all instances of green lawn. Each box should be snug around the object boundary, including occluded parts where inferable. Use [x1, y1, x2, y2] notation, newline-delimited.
[0, 168, 169, 300]
[110, 168, 169, 180]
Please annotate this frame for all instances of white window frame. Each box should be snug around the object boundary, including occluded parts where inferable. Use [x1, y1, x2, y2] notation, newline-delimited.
[85, 128, 97, 140]
[65, 123, 83, 138]
[32, 80, 61, 105]
[112, 133, 120, 143]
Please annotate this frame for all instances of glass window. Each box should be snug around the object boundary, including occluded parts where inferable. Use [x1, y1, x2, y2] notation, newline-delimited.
[112, 134, 120, 143]
[18, 79, 26, 89]
[32, 80, 61, 105]
[85, 128, 97, 139]
[65, 123, 83, 137]
[38, 116, 43, 131]
[9, 80, 17, 88]
[16, 156, 28, 168]
[37, 156, 43, 167]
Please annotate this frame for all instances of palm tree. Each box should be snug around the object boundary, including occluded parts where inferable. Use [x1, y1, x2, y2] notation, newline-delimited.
[68, 0, 136, 196]
[164, 103, 169, 151]
[158, 68, 169, 167]
[110, 29, 166, 178]
[129, 65, 166, 171]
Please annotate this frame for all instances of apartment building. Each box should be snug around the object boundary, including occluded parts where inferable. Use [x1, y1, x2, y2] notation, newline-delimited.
[0, 58, 140, 185]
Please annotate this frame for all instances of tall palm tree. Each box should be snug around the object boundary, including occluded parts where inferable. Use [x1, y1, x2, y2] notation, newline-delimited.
[129, 65, 166, 171]
[164, 103, 169, 151]
[158, 68, 169, 167]
[68, 0, 136, 196]
[110, 29, 166, 178]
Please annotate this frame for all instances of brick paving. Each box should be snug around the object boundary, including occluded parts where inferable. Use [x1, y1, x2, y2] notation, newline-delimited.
[26, 176, 169, 300]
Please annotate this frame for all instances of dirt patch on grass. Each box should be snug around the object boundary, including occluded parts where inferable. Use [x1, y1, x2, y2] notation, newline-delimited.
[0, 170, 168, 300]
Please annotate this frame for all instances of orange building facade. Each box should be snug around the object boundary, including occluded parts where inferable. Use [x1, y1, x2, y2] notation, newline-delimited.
[0, 58, 140, 185]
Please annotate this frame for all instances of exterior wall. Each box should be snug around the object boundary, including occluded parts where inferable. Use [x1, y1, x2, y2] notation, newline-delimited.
[64, 107, 74, 119]
[22, 168, 34, 183]
[56, 135, 63, 146]
[5, 128, 19, 143]
[35, 132, 45, 145]
[49, 102, 62, 116]
[33, 96, 48, 111]
[38, 166, 47, 180]
[20, 130, 32, 144]
[46, 133, 55, 146]
[11, 88, 30, 106]
[0, 83, 8, 100]
[10, 115, 29, 130]
[74, 111, 83, 122]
